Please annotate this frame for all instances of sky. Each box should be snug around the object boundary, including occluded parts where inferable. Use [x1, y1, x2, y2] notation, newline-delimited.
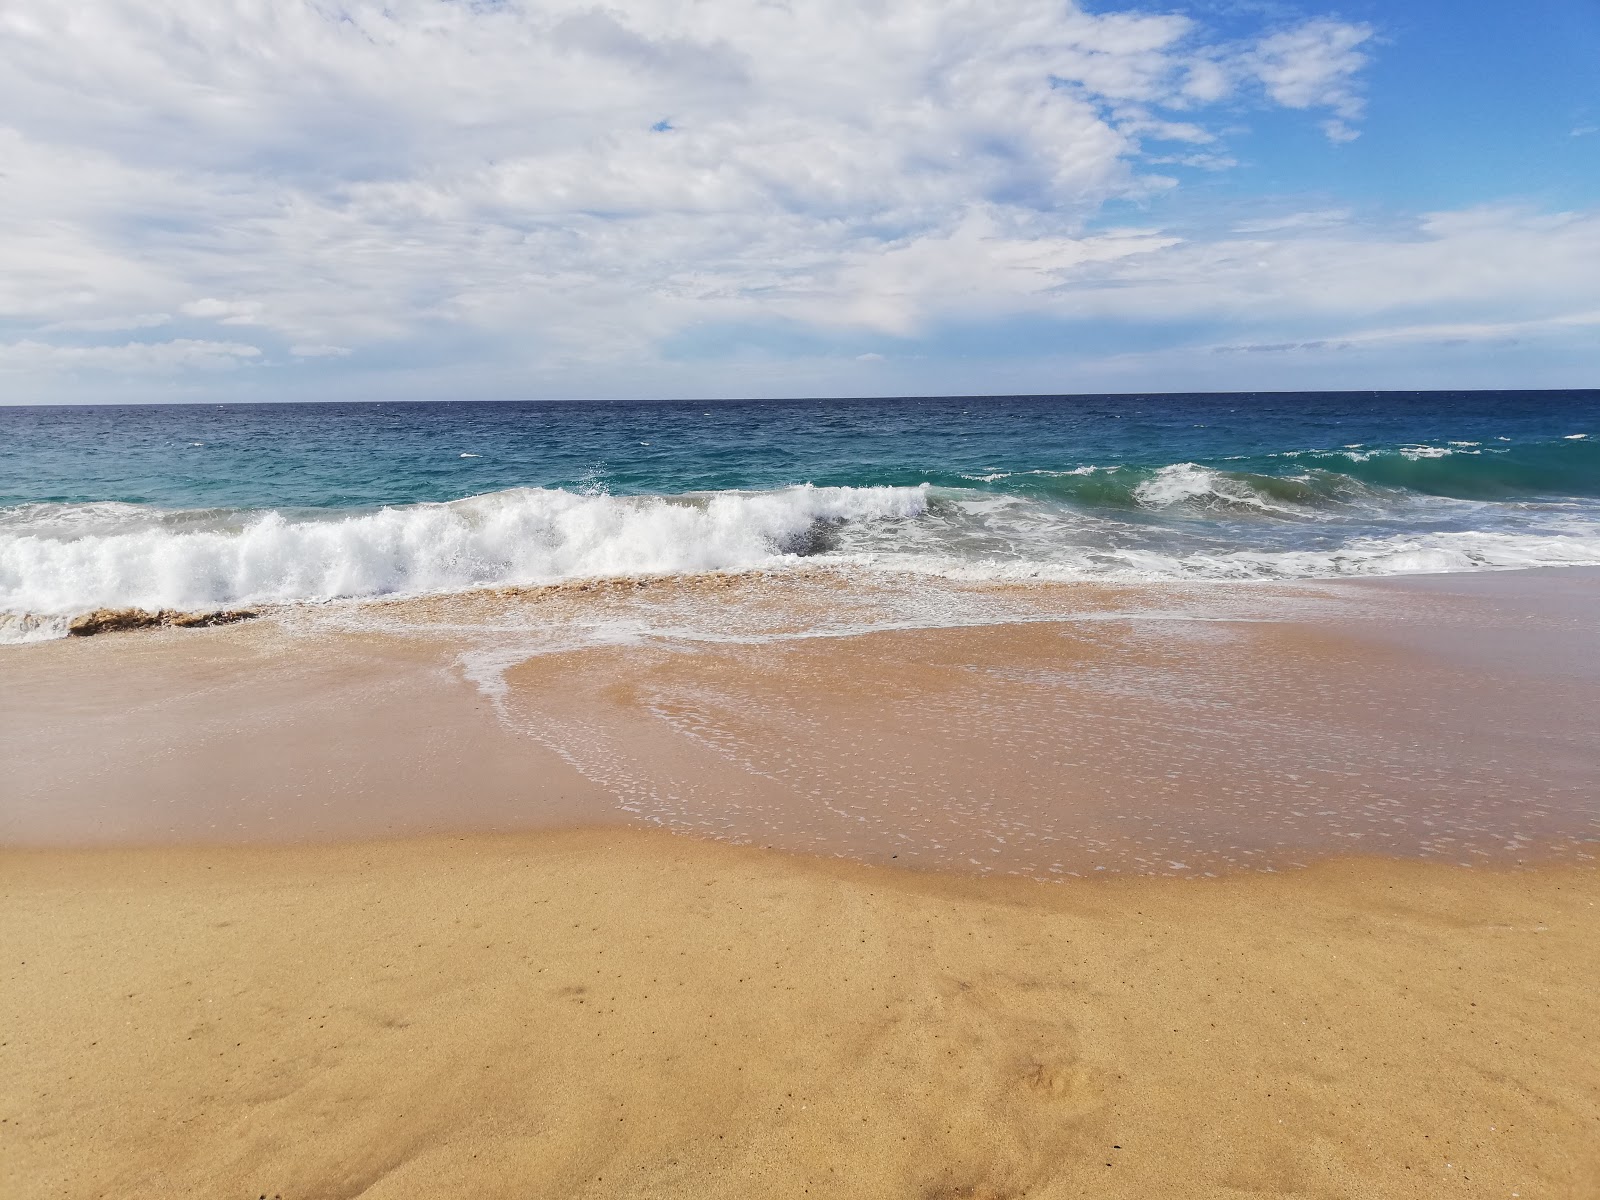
[0, 0, 1597, 404]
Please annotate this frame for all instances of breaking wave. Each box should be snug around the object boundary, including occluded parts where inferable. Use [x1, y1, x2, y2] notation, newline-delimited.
[0, 485, 928, 622]
[4, 433, 1600, 643]
[944, 437, 1600, 511]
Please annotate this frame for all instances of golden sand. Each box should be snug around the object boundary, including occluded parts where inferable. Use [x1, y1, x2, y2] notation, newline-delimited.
[5, 571, 1599, 1196]
[4, 831, 1597, 1199]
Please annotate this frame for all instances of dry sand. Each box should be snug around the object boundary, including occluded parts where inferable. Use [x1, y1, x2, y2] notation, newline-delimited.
[4, 831, 1597, 1199]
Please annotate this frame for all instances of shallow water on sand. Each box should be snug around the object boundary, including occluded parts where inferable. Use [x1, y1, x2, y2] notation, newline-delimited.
[5, 570, 1597, 878]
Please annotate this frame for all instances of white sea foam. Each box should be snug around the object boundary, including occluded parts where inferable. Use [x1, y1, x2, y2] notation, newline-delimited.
[0, 611, 68, 644]
[1131, 463, 1299, 513]
[0, 484, 929, 622]
[5, 479, 1600, 644]
[835, 528, 1600, 585]
[1160, 531, 1600, 580]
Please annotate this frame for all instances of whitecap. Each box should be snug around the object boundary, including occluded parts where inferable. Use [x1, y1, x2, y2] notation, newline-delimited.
[0, 484, 930, 621]
[1131, 463, 1298, 514]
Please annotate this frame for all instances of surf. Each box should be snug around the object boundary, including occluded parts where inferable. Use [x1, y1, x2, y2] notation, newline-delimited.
[0, 485, 930, 625]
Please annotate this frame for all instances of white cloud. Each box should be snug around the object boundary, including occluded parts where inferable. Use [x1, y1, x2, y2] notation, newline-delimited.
[773, 212, 1182, 336]
[180, 298, 266, 325]
[0, 339, 261, 372]
[1038, 207, 1600, 326]
[1231, 210, 1350, 234]
[1319, 119, 1360, 144]
[1210, 310, 1600, 355]
[1245, 19, 1373, 128]
[39, 312, 170, 333]
[1180, 58, 1233, 104]
[0, 1, 1554, 401]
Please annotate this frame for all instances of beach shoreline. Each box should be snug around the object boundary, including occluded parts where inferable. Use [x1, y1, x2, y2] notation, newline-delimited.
[6, 568, 1596, 874]
[5, 566, 1598, 1197]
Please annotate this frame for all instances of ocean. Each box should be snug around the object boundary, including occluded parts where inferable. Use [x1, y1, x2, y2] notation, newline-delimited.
[2, 390, 1597, 643]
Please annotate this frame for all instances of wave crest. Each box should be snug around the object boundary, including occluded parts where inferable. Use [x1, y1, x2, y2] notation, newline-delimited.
[1131, 463, 1327, 514]
[0, 484, 930, 617]
[941, 437, 1600, 511]
[5, 436, 1600, 644]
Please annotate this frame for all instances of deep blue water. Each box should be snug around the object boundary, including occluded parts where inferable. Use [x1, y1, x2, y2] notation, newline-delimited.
[3, 391, 1596, 508]
[2, 391, 1598, 637]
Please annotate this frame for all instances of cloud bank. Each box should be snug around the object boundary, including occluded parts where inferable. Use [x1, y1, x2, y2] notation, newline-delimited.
[0, 1, 1591, 398]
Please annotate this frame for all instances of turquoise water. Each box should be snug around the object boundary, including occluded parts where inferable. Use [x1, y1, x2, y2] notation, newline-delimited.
[4, 391, 1597, 508]
[2, 390, 1597, 637]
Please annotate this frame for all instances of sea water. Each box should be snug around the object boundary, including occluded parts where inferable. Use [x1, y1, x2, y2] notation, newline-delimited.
[2, 390, 1596, 641]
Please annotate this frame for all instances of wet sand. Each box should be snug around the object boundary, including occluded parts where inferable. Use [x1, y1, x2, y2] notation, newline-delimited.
[0, 627, 608, 846]
[5, 570, 1597, 874]
[3, 569, 1598, 1196]
[5, 831, 1598, 1199]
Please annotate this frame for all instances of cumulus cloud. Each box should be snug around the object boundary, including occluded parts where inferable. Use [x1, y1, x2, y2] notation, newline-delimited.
[1245, 19, 1373, 129]
[1, 1, 1571, 399]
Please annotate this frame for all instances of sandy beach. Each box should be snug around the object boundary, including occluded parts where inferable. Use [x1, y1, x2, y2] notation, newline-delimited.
[6, 832, 1598, 1198]
[3, 2, 1596, 1192]
[4, 570, 1599, 1197]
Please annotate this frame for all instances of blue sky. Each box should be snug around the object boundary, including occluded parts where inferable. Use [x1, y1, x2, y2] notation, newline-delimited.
[0, 0, 1596, 402]
[1147, 0, 1599, 211]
